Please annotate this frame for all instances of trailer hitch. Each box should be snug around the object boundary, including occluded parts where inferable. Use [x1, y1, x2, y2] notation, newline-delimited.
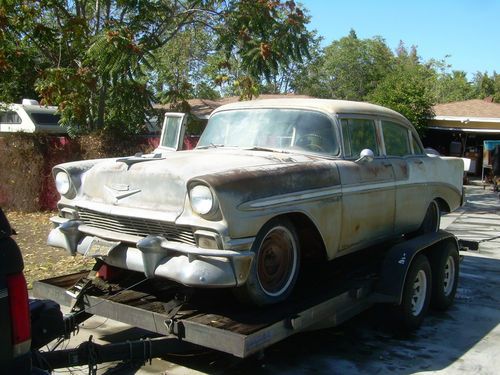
[33, 335, 197, 373]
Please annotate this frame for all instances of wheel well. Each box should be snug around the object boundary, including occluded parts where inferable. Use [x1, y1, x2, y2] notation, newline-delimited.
[275, 212, 327, 262]
[434, 198, 451, 213]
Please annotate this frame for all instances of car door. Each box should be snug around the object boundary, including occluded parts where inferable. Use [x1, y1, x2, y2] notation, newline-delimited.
[155, 112, 187, 153]
[381, 120, 430, 234]
[337, 117, 396, 253]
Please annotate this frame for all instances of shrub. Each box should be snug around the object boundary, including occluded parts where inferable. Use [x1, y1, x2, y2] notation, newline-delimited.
[0, 131, 158, 211]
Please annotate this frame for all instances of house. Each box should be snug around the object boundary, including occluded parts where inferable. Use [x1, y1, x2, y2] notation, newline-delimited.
[425, 97, 500, 176]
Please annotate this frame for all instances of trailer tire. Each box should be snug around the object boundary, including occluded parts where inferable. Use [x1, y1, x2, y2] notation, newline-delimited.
[233, 218, 300, 306]
[395, 254, 432, 331]
[429, 242, 459, 311]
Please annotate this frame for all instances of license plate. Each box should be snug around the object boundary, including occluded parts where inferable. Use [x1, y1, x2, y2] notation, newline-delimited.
[84, 238, 120, 258]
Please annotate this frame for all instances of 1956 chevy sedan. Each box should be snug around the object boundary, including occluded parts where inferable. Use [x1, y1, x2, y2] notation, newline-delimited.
[48, 99, 463, 305]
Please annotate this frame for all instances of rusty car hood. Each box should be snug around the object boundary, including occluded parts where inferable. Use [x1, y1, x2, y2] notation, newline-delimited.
[78, 148, 318, 217]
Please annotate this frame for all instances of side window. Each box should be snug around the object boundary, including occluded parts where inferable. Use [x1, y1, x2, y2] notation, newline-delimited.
[411, 134, 424, 155]
[341, 118, 379, 158]
[382, 121, 410, 157]
[0, 111, 22, 124]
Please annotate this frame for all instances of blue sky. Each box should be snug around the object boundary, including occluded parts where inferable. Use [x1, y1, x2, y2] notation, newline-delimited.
[299, 0, 499, 77]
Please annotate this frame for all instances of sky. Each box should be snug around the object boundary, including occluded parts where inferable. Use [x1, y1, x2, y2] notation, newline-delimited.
[299, 0, 499, 77]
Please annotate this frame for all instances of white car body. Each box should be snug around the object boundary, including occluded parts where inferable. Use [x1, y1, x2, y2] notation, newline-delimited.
[0, 100, 66, 134]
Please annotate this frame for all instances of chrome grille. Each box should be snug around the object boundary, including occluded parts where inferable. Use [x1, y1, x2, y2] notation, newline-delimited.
[76, 207, 196, 245]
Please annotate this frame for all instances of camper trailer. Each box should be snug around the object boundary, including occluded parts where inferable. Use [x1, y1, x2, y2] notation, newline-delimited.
[0, 99, 66, 135]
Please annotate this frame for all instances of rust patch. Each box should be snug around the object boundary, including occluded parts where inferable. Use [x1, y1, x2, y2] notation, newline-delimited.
[366, 165, 383, 177]
[399, 163, 408, 177]
[195, 161, 341, 204]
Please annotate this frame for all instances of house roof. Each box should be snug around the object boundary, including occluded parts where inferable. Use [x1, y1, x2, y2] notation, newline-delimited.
[433, 98, 500, 119]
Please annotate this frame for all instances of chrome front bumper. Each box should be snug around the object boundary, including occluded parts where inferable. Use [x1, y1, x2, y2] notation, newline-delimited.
[48, 218, 254, 288]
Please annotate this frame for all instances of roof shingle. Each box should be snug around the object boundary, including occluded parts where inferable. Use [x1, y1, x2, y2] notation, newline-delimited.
[433, 99, 500, 118]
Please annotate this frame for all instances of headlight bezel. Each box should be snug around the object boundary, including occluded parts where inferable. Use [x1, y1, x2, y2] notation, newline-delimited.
[53, 168, 77, 199]
[188, 183, 220, 219]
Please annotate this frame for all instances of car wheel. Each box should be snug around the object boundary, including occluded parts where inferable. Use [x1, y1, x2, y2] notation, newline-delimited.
[417, 200, 441, 234]
[429, 242, 459, 311]
[234, 218, 300, 306]
[394, 254, 432, 331]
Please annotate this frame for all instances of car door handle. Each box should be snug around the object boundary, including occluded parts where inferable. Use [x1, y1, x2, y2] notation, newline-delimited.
[413, 160, 423, 165]
[383, 162, 392, 167]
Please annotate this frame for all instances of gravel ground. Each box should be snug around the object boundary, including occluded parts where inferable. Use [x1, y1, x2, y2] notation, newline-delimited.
[5, 211, 94, 288]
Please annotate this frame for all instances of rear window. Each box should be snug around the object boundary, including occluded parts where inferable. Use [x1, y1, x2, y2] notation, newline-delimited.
[29, 112, 61, 126]
[382, 121, 411, 157]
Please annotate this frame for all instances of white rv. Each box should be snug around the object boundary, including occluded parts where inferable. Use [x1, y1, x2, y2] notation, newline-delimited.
[0, 99, 67, 134]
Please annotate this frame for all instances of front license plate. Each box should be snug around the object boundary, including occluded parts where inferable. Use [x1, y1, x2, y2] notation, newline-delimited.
[84, 238, 121, 258]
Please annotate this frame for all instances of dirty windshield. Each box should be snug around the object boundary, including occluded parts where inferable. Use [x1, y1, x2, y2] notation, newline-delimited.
[197, 108, 339, 155]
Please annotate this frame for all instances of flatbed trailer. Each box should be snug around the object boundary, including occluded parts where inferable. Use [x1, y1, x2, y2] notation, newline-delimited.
[31, 231, 460, 369]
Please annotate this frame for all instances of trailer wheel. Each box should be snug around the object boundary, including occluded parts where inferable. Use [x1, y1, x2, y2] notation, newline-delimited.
[396, 254, 432, 330]
[429, 242, 459, 311]
[234, 218, 300, 306]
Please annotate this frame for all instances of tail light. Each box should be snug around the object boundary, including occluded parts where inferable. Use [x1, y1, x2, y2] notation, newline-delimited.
[7, 272, 31, 356]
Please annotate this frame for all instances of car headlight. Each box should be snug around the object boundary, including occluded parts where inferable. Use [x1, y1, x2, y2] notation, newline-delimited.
[190, 185, 216, 216]
[55, 171, 71, 195]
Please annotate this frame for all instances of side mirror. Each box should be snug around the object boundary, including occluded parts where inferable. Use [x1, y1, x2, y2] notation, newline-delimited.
[355, 148, 374, 163]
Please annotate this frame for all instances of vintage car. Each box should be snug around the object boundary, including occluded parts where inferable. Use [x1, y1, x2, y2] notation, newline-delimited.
[48, 99, 463, 305]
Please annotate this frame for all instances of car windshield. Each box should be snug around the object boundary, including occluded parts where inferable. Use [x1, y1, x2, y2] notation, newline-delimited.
[197, 108, 339, 156]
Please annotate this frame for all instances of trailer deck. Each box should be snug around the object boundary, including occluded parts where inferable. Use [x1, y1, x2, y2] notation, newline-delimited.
[33, 247, 382, 358]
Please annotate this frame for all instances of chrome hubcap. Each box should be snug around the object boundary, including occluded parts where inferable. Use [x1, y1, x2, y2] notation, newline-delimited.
[257, 226, 297, 297]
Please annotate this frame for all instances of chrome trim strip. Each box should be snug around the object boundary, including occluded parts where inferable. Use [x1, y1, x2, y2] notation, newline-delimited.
[240, 186, 342, 210]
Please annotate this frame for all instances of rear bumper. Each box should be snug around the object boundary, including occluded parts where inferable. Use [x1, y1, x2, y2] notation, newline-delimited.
[48, 218, 254, 288]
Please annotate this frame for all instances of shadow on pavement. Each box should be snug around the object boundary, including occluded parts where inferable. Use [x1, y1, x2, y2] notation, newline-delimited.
[146, 252, 500, 375]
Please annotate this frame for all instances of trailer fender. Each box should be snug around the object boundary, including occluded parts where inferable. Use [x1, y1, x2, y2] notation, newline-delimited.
[372, 231, 457, 305]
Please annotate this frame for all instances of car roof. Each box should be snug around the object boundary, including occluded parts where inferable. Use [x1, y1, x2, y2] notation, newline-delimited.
[211, 98, 412, 126]
[1, 103, 58, 114]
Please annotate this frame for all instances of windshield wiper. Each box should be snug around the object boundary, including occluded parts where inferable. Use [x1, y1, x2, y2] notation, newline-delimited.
[197, 143, 224, 149]
[246, 146, 290, 154]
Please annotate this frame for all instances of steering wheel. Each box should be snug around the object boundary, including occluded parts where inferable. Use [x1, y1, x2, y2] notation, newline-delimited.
[295, 134, 325, 153]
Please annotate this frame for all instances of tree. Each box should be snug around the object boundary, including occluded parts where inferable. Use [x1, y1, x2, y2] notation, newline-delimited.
[472, 72, 496, 99]
[288, 32, 330, 97]
[438, 70, 475, 103]
[0, 2, 48, 103]
[292, 29, 394, 100]
[493, 73, 500, 103]
[368, 50, 436, 135]
[1, 0, 311, 134]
